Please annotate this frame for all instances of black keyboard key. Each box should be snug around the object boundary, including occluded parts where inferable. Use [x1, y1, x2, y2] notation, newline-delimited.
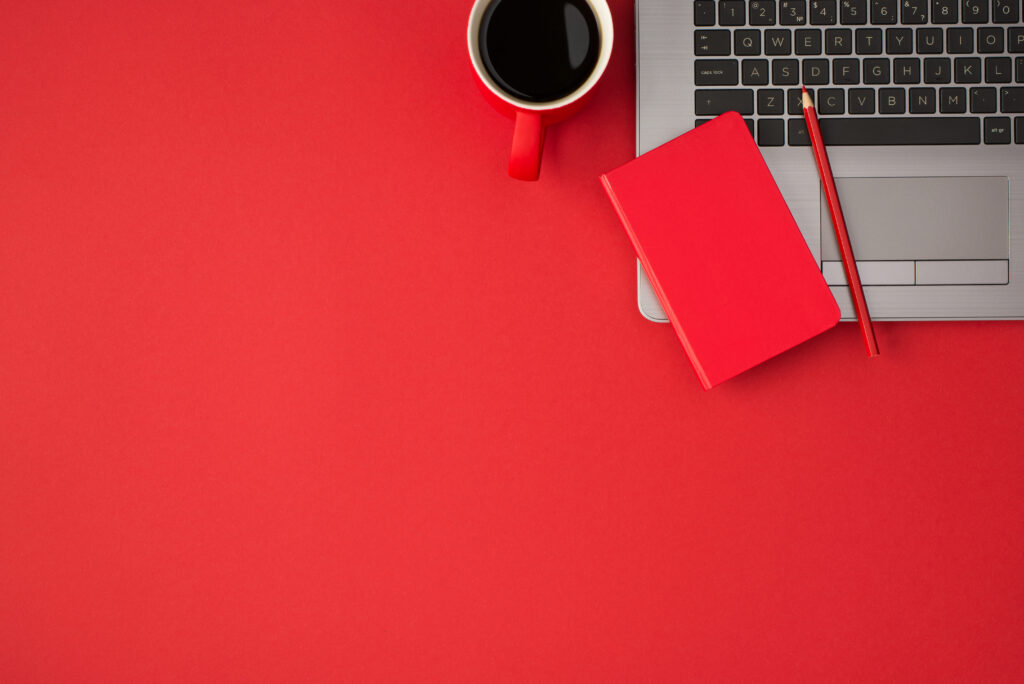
[773, 59, 800, 84]
[695, 30, 731, 56]
[856, 28, 883, 54]
[788, 118, 811, 145]
[955, 57, 982, 83]
[803, 59, 830, 84]
[961, 0, 988, 23]
[871, 0, 898, 23]
[910, 87, 936, 113]
[931, 0, 958, 22]
[699, 118, 744, 133]
[977, 28, 1004, 54]
[780, 0, 808, 24]
[902, 0, 929, 22]
[946, 28, 973, 54]
[992, 0, 1019, 23]
[750, 1, 778, 25]
[742, 59, 770, 85]
[695, 89, 754, 115]
[735, 30, 762, 55]
[925, 57, 952, 84]
[810, 0, 838, 24]
[1011, 28, 1024, 54]
[940, 87, 968, 112]
[758, 88, 786, 114]
[796, 29, 823, 54]
[695, 59, 740, 85]
[984, 117, 1012, 143]
[988, 58, 1013, 84]
[788, 87, 814, 113]
[818, 88, 845, 113]
[1018, 57, 1024, 83]
[1003, 87, 1024, 113]
[826, 29, 853, 54]
[971, 87, 997, 113]
[1016, 117, 1023, 143]
[765, 30, 792, 55]
[702, 117, 753, 139]
[719, 1, 746, 25]
[834, 58, 860, 83]
[886, 28, 913, 54]
[693, 1, 717, 25]
[917, 28, 943, 54]
[894, 58, 922, 84]
[841, 0, 868, 24]
[817, 116, 981, 144]
[879, 88, 907, 112]
[848, 88, 876, 113]
[758, 118, 786, 145]
[864, 58, 891, 83]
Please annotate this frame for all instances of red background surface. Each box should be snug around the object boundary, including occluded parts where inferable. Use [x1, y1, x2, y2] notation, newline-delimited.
[1, 1, 1022, 681]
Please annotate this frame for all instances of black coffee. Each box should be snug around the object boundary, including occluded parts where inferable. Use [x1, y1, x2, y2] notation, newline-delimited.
[479, 0, 601, 103]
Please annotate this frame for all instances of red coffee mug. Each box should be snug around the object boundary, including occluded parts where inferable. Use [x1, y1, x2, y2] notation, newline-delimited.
[467, 0, 614, 181]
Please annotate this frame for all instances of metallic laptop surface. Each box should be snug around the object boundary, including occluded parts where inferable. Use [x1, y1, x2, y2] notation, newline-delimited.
[636, 0, 1024, 321]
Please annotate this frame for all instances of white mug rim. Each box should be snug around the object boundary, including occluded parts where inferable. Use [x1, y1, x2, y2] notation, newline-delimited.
[467, 0, 614, 112]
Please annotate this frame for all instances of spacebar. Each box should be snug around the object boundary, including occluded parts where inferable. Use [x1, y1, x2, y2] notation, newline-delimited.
[818, 117, 980, 145]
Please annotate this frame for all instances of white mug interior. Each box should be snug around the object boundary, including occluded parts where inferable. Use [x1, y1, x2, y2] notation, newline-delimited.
[467, 0, 614, 112]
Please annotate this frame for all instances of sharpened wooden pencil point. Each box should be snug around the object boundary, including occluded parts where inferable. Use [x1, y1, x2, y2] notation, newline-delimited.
[802, 90, 814, 109]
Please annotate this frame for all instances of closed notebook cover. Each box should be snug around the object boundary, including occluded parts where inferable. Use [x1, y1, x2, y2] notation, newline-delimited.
[601, 112, 839, 389]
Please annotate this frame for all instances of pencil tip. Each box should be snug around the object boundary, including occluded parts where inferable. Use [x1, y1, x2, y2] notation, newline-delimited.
[801, 90, 814, 109]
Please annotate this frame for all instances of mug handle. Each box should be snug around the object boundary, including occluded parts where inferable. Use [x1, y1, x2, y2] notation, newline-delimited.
[508, 110, 545, 181]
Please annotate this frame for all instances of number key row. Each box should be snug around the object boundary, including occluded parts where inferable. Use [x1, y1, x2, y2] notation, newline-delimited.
[693, 0, 1021, 27]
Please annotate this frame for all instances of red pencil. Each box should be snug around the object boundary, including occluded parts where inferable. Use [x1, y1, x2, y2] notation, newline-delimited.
[801, 87, 879, 357]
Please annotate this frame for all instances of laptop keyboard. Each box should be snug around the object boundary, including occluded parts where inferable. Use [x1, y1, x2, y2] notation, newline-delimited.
[692, 0, 1024, 146]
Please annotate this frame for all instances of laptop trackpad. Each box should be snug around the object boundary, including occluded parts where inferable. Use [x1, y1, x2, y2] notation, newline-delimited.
[820, 177, 1009, 285]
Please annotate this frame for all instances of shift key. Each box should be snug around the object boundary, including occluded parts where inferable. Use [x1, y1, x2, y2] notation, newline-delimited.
[695, 89, 755, 115]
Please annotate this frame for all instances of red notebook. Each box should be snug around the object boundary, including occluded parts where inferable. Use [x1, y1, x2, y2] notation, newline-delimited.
[601, 112, 839, 389]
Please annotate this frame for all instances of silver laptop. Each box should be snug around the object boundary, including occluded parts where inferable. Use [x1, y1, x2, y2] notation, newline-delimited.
[636, 0, 1024, 321]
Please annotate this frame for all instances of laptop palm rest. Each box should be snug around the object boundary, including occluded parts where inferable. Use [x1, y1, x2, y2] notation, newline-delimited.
[820, 176, 1009, 286]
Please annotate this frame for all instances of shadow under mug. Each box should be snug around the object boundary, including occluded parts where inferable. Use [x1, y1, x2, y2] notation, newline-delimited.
[467, 0, 614, 181]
